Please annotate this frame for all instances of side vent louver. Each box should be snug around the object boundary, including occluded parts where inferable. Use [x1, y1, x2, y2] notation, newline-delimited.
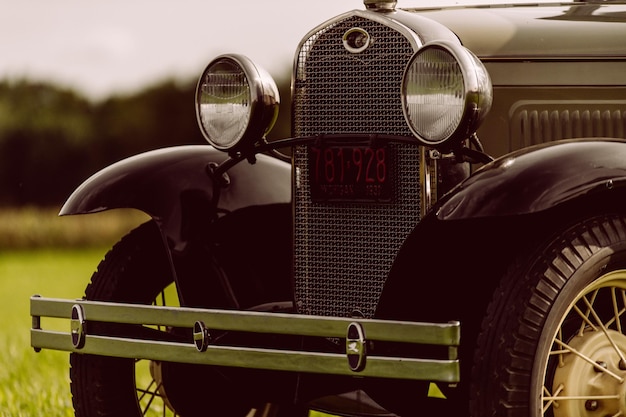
[510, 101, 626, 149]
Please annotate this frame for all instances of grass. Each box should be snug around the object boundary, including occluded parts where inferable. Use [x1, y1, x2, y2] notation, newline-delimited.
[0, 207, 146, 416]
[0, 247, 108, 416]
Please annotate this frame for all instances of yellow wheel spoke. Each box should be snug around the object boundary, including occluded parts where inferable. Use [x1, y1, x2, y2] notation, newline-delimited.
[573, 304, 598, 333]
[141, 381, 163, 415]
[581, 295, 626, 368]
[543, 394, 620, 401]
[610, 287, 623, 333]
[543, 384, 564, 414]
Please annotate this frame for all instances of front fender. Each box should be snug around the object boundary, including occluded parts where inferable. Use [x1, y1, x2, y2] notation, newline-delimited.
[437, 139, 626, 220]
[378, 138, 626, 331]
[376, 138, 626, 404]
[60, 145, 291, 250]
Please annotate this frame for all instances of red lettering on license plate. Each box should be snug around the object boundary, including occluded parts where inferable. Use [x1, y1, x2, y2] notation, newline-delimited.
[308, 145, 394, 202]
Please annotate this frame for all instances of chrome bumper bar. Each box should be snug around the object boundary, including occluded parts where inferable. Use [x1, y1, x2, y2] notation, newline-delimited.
[30, 296, 460, 383]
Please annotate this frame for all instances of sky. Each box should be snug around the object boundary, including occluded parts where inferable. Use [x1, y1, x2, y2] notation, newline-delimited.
[0, 0, 364, 101]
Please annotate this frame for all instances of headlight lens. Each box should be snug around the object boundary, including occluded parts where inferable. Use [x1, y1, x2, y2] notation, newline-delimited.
[196, 55, 279, 152]
[402, 41, 492, 149]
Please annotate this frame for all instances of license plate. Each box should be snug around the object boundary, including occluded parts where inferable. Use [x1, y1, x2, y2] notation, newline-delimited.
[308, 145, 394, 202]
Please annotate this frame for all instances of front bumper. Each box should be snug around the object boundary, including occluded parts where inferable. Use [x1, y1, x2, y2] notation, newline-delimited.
[30, 296, 460, 383]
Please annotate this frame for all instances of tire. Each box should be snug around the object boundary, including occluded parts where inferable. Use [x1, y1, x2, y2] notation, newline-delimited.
[69, 221, 255, 417]
[470, 214, 626, 417]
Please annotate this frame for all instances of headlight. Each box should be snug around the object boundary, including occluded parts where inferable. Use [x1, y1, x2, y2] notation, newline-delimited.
[402, 41, 492, 149]
[196, 54, 279, 152]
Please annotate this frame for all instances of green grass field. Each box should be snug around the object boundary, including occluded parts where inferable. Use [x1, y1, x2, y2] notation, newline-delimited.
[0, 207, 147, 416]
[0, 247, 107, 416]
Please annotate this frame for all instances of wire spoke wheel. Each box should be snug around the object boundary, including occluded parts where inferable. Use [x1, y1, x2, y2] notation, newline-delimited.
[542, 271, 626, 417]
[70, 222, 253, 416]
[470, 214, 626, 417]
[134, 283, 180, 416]
[137, 365, 170, 415]
[134, 361, 176, 416]
[70, 222, 184, 416]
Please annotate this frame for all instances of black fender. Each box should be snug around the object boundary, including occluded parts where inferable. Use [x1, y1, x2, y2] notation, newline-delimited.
[60, 145, 294, 400]
[379, 138, 626, 318]
[60, 145, 291, 251]
[437, 138, 626, 220]
[374, 139, 626, 409]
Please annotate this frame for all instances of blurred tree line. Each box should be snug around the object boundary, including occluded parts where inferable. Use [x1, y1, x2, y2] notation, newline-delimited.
[0, 76, 291, 207]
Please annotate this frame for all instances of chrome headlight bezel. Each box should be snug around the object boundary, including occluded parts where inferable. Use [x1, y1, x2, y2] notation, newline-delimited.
[195, 54, 280, 152]
[401, 41, 492, 150]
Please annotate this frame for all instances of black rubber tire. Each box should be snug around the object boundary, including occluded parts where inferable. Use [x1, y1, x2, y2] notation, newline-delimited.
[470, 214, 626, 417]
[69, 221, 251, 417]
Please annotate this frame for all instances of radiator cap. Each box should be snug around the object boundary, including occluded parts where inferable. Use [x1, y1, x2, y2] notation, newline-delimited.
[364, 0, 397, 11]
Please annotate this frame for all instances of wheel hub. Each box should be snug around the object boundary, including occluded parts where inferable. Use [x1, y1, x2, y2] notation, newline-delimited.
[553, 329, 626, 417]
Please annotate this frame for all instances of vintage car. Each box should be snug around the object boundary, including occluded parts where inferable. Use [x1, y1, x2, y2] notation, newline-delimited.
[31, 0, 626, 416]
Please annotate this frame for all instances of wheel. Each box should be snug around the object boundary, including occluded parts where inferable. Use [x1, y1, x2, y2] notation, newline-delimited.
[470, 214, 626, 417]
[69, 221, 258, 417]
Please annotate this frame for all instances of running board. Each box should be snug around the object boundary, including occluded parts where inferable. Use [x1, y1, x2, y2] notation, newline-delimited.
[30, 296, 460, 383]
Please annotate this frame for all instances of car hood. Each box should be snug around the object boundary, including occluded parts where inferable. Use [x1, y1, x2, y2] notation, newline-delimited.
[406, 2, 626, 58]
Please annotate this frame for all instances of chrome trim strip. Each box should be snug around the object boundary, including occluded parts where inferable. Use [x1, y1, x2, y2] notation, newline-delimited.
[31, 296, 461, 383]
[485, 60, 626, 87]
[421, 147, 436, 215]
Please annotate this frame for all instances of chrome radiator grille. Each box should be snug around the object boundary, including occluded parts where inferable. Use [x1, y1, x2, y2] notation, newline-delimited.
[292, 15, 420, 319]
